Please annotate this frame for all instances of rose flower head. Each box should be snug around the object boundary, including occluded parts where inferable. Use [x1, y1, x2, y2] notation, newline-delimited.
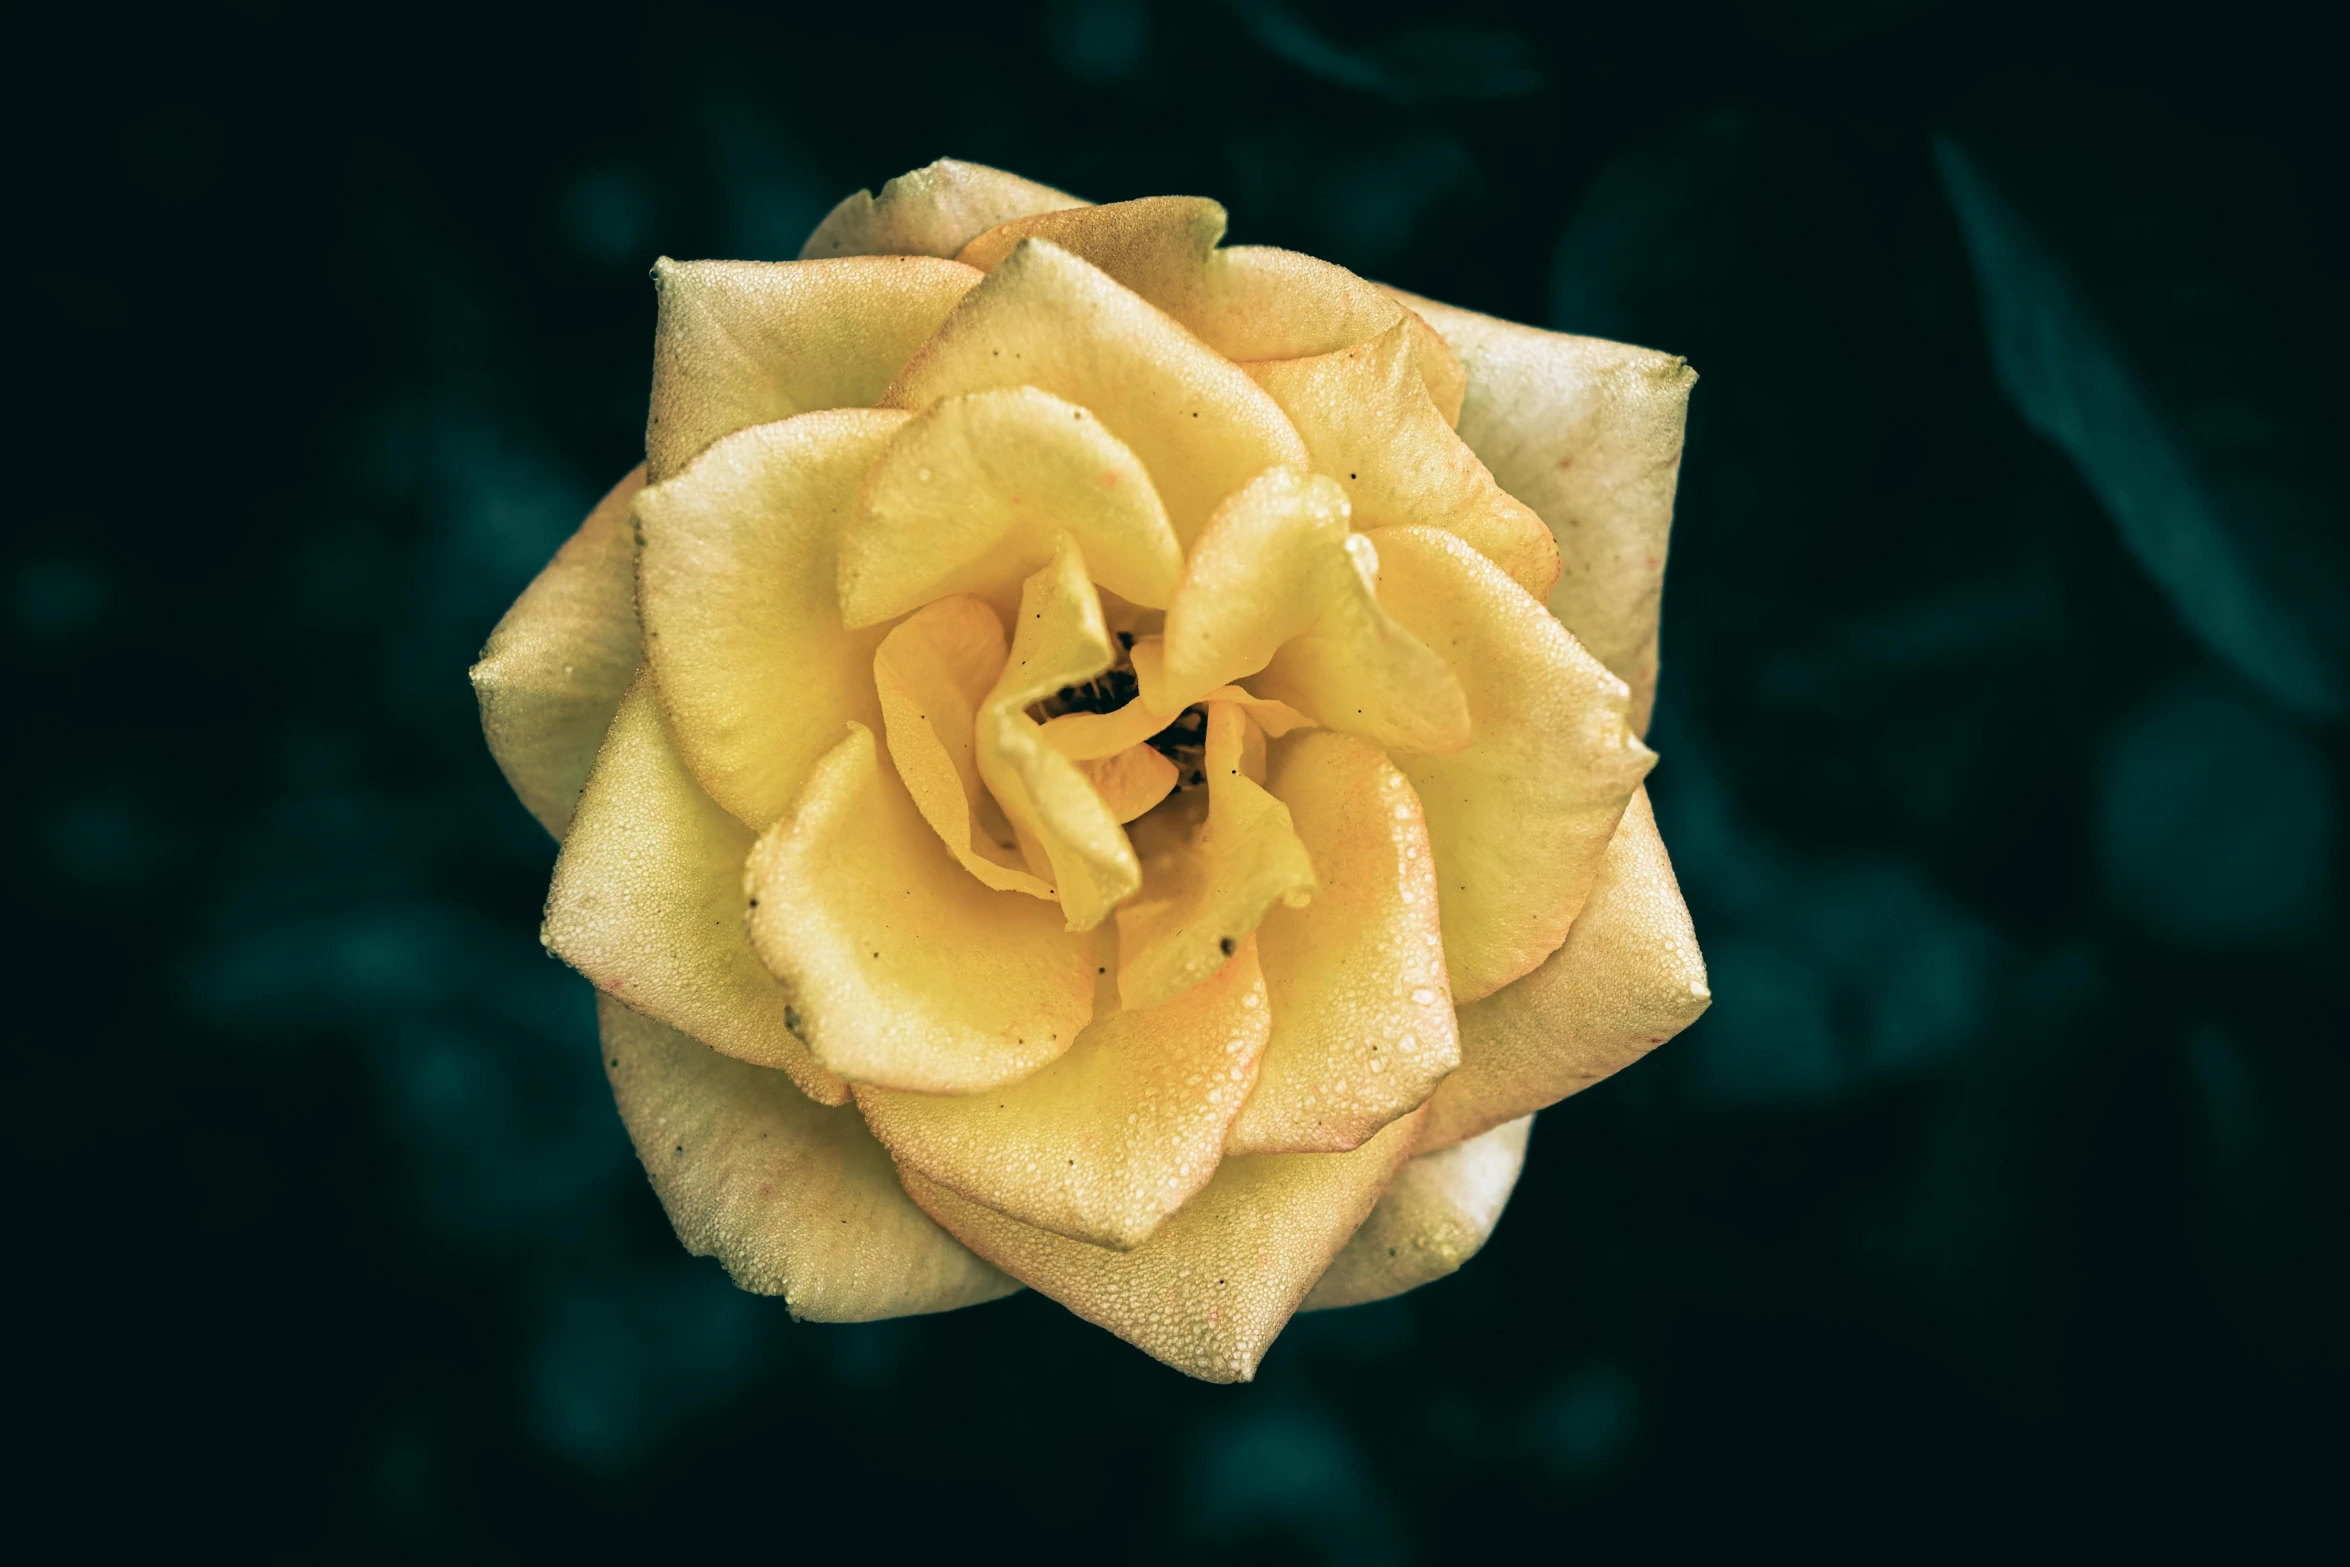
[472, 160, 1711, 1381]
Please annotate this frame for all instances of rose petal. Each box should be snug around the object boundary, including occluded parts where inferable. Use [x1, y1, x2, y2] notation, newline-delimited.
[469, 466, 644, 839]
[645, 256, 979, 482]
[636, 409, 907, 831]
[1080, 744, 1179, 823]
[884, 237, 1308, 546]
[545, 676, 846, 1104]
[873, 596, 1055, 898]
[1159, 467, 1469, 755]
[1301, 1115, 1532, 1310]
[976, 536, 1143, 931]
[1370, 526, 1657, 1001]
[1227, 732, 1458, 1154]
[858, 937, 1270, 1251]
[1418, 786, 1709, 1151]
[1388, 290, 1696, 734]
[1117, 703, 1317, 1011]
[903, 1106, 1426, 1382]
[597, 995, 1017, 1321]
[799, 158, 1088, 261]
[840, 385, 1182, 629]
[1246, 320, 1560, 600]
[745, 723, 1096, 1094]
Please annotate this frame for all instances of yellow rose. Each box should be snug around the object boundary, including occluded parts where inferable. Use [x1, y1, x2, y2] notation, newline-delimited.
[471, 159, 1711, 1381]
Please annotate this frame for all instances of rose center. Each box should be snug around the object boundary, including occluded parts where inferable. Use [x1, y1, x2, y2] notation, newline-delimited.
[1031, 631, 1212, 793]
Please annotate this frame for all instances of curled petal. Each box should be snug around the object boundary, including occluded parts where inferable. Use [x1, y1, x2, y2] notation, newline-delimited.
[1372, 526, 1656, 1001]
[1302, 1115, 1532, 1310]
[1419, 786, 1710, 1151]
[545, 677, 845, 1104]
[1390, 289, 1696, 734]
[884, 237, 1308, 546]
[645, 256, 979, 481]
[840, 384, 1182, 628]
[800, 158, 1087, 261]
[470, 466, 644, 839]
[904, 1107, 1426, 1383]
[1247, 321, 1560, 600]
[598, 996, 1016, 1321]
[744, 724, 1096, 1094]
[637, 410, 907, 830]
[1228, 732, 1458, 1154]
[859, 938, 1270, 1251]
[1080, 744, 1179, 823]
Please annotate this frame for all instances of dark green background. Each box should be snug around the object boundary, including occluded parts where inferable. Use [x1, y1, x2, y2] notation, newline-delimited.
[22, 0, 2346, 1553]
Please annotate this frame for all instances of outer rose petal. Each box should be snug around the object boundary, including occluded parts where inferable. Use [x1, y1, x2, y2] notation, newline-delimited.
[1419, 786, 1710, 1152]
[884, 237, 1309, 546]
[1227, 732, 1458, 1154]
[858, 939, 1271, 1251]
[644, 256, 979, 482]
[1301, 1115, 1532, 1310]
[904, 1107, 1426, 1382]
[799, 158, 1088, 261]
[744, 724, 1095, 1094]
[1389, 290, 1696, 735]
[1371, 526, 1656, 1001]
[636, 409, 907, 831]
[470, 466, 644, 838]
[545, 677, 846, 1104]
[840, 385, 1182, 628]
[1245, 321, 1561, 601]
[598, 995, 1017, 1320]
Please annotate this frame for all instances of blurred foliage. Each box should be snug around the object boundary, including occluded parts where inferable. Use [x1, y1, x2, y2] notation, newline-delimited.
[15, 0, 2345, 1555]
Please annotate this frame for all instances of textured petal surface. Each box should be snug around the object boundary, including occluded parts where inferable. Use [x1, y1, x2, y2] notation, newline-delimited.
[1160, 467, 1469, 754]
[859, 939, 1269, 1251]
[885, 238, 1308, 546]
[636, 409, 907, 830]
[1373, 526, 1656, 1001]
[1420, 786, 1710, 1151]
[800, 158, 1087, 261]
[598, 996, 1016, 1321]
[872, 596, 1052, 897]
[545, 677, 845, 1103]
[1302, 1115, 1533, 1310]
[645, 256, 978, 481]
[1117, 703, 1318, 1010]
[904, 1107, 1425, 1382]
[1391, 289, 1695, 734]
[744, 724, 1095, 1094]
[1247, 321, 1560, 599]
[1228, 732, 1457, 1154]
[1081, 744, 1179, 822]
[841, 384, 1181, 628]
[470, 466, 645, 838]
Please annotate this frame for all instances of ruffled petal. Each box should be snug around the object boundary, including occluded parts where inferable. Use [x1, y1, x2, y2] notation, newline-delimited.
[858, 938, 1269, 1251]
[598, 996, 1017, 1321]
[1117, 703, 1318, 1010]
[469, 466, 645, 839]
[976, 537, 1142, 930]
[799, 158, 1088, 261]
[1389, 290, 1696, 734]
[1227, 732, 1457, 1154]
[1301, 1115, 1532, 1310]
[744, 723, 1096, 1094]
[873, 596, 1054, 897]
[1246, 320, 1560, 600]
[636, 409, 908, 831]
[903, 1107, 1425, 1382]
[544, 677, 846, 1104]
[840, 384, 1182, 628]
[1419, 786, 1710, 1151]
[645, 256, 979, 481]
[1159, 467, 1469, 754]
[883, 237, 1308, 546]
[1371, 526, 1656, 1001]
